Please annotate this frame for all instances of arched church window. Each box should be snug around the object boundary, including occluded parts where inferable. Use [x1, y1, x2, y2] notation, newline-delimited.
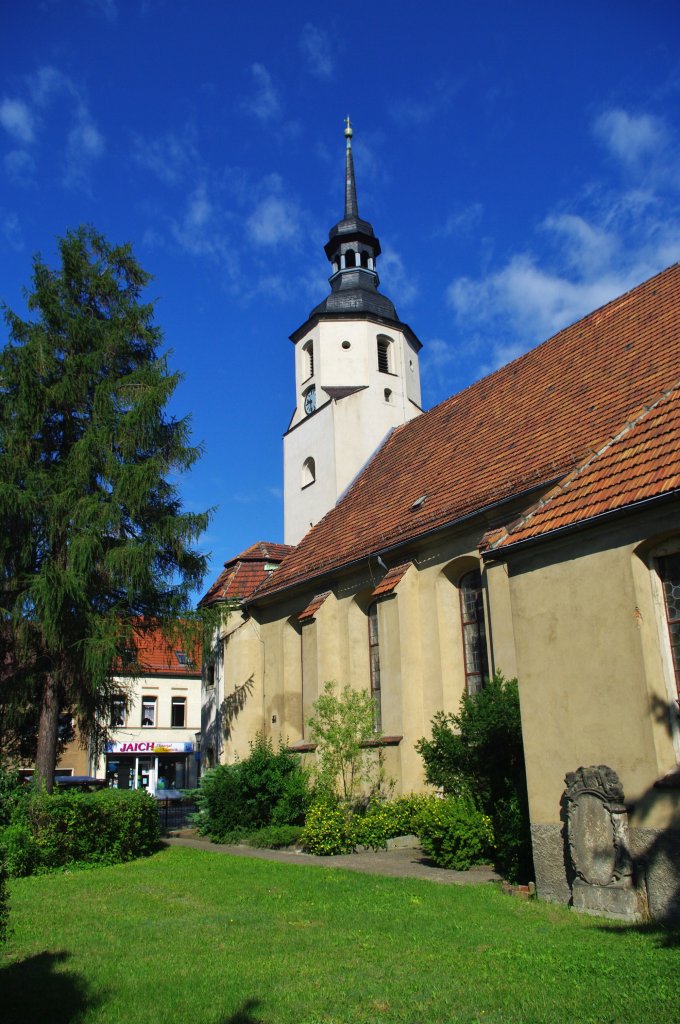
[384, 388, 393, 403]
[368, 602, 382, 730]
[301, 457, 316, 488]
[345, 249, 356, 268]
[303, 340, 314, 380]
[459, 570, 489, 694]
[658, 553, 680, 700]
[360, 250, 369, 268]
[377, 335, 392, 374]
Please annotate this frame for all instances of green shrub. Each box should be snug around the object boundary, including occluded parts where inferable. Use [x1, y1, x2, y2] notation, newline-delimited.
[0, 764, 25, 828]
[416, 672, 533, 882]
[1, 788, 161, 876]
[412, 795, 494, 870]
[300, 800, 356, 855]
[196, 735, 312, 842]
[354, 795, 429, 850]
[1, 821, 40, 877]
[0, 851, 9, 943]
[245, 825, 303, 849]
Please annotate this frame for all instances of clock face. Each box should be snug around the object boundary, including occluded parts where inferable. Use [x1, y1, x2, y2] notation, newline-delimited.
[304, 387, 316, 415]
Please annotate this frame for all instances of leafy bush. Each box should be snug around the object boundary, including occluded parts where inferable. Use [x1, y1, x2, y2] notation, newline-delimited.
[300, 800, 356, 855]
[196, 735, 312, 842]
[245, 825, 303, 849]
[1, 788, 161, 876]
[307, 682, 385, 803]
[0, 764, 25, 828]
[0, 851, 9, 944]
[412, 795, 494, 870]
[353, 795, 429, 850]
[416, 672, 533, 882]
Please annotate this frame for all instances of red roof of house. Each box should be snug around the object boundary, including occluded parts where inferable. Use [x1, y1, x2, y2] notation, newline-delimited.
[124, 627, 201, 677]
[485, 382, 680, 549]
[297, 591, 332, 623]
[254, 263, 680, 599]
[199, 541, 294, 607]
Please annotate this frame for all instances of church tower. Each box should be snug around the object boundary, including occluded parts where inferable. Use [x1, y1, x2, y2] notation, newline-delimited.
[283, 120, 423, 545]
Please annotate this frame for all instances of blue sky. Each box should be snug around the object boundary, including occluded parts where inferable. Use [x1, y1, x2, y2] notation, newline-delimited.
[1, 0, 679, 598]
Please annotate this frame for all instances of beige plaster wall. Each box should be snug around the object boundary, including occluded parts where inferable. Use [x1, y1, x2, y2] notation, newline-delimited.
[500, 508, 680, 832]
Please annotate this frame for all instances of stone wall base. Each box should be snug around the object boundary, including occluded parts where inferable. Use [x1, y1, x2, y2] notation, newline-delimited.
[531, 822, 680, 921]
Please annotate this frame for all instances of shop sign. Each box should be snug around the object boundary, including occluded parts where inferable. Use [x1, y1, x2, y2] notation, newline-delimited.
[105, 741, 194, 754]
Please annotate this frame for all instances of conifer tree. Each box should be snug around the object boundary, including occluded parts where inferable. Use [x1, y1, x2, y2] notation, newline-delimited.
[0, 226, 210, 790]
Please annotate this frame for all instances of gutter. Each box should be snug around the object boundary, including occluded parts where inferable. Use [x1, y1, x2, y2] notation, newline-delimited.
[247, 477, 563, 608]
[481, 488, 680, 561]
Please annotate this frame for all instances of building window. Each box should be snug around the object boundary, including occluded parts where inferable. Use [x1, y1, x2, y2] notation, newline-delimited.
[303, 340, 314, 380]
[206, 663, 215, 688]
[141, 696, 156, 728]
[171, 697, 186, 728]
[459, 570, 489, 695]
[111, 696, 126, 728]
[377, 335, 392, 374]
[384, 388, 393, 404]
[368, 602, 382, 730]
[659, 554, 680, 699]
[302, 456, 316, 487]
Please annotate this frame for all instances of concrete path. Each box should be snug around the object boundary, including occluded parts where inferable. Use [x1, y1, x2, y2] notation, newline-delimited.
[163, 834, 501, 886]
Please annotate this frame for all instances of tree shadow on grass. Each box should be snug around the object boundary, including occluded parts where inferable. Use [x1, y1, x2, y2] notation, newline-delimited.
[1, 950, 100, 1024]
[219, 999, 265, 1024]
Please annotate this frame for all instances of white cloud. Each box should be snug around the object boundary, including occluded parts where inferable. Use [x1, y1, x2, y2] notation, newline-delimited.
[0, 99, 35, 143]
[83, 0, 118, 20]
[4, 149, 35, 183]
[247, 195, 299, 247]
[63, 111, 105, 187]
[443, 107, 680, 380]
[593, 108, 668, 166]
[171, 182, 231, 265]
[242, 63, 280, 122]
[2, 211, 24, 251]
[378, 247, 418, 306]
[299, 24, 334, 79]
[437, 202, 484, 238]
[133, 129, 199, 186]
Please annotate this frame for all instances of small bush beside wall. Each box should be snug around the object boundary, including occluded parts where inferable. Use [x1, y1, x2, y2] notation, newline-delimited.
[413, 796, 494, 870]
[196, 735, 312, 842]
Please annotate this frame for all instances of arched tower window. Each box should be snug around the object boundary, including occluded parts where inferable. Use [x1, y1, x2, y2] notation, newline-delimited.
[459, 570, 489, 694]
[368, 602, 382, 730]
[345, 248, 356, 268]
[658, 554, 680, 700]
[301, 457, 316, 488]
[360, 250, 369, 268]
[377, 335, 392, 374]
[303, 340, 314, 381]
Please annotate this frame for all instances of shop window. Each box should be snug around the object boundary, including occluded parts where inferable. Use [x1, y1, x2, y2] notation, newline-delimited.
[459, 570, 489, 695]
[658, 553, 680, 700]
[111, 696, 126, 728]
[171, 696, 186, 728]
[141, 696, 157, 728]
[368, 602, 382, 730]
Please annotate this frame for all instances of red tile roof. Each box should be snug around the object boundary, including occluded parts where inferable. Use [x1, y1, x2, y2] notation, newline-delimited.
[123, 627, 201, 677]
[369, 562, 413, 599]
[298, 591, 332, 622]
[199, 541, 294, 607]
[254, 263, 680, 599]
[486, 382, 680, 549]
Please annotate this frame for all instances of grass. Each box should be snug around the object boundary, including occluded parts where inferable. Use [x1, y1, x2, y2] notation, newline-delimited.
[1, 845, 677, 1024]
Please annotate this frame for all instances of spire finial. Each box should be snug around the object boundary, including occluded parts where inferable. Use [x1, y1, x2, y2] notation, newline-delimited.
[343, 116, 358, 219]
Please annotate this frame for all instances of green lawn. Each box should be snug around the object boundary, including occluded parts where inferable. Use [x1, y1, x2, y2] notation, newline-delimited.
[2, 846, 677, 1024]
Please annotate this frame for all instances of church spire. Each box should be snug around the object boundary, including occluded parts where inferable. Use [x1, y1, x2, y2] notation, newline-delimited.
[312, 118, 401, 321]
[344, 116, 358, 219]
